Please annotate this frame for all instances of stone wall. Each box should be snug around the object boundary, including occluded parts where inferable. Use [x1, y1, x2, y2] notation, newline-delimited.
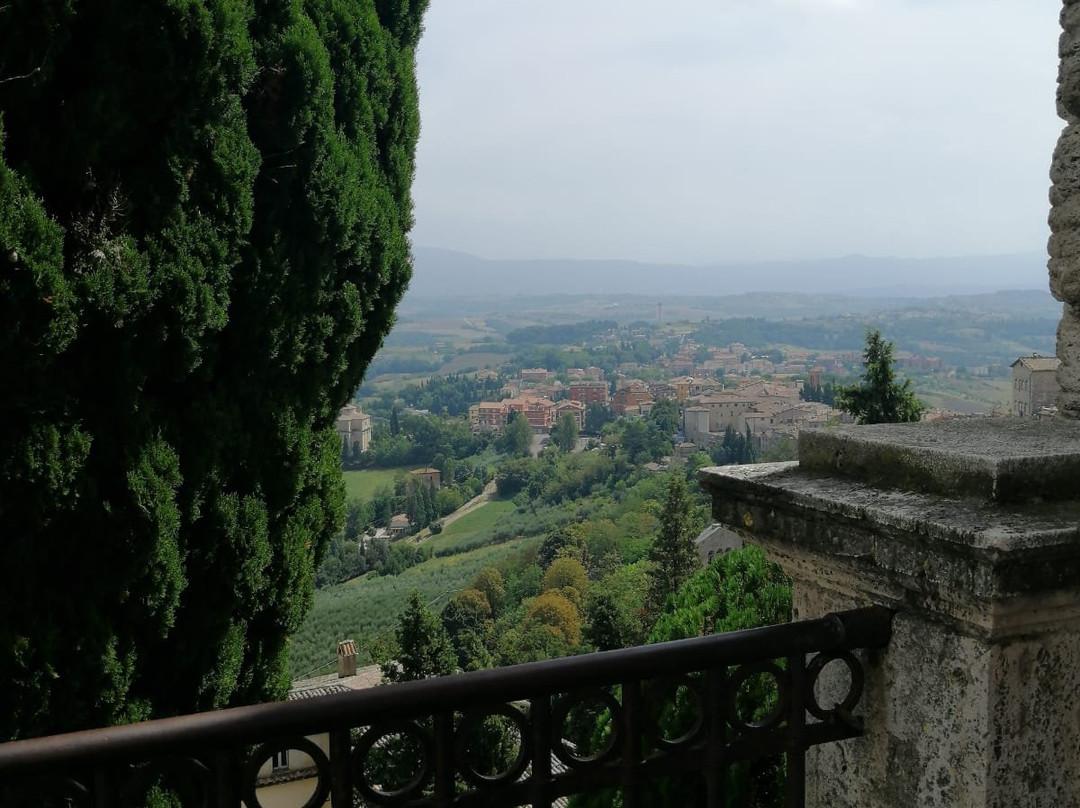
[1050, 0, 1080, 417]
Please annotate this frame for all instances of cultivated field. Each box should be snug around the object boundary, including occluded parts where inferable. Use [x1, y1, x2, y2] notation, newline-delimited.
[289, 536, 538, 677]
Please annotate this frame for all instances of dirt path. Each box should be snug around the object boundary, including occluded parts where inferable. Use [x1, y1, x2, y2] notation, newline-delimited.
[414, 479, 497, 542]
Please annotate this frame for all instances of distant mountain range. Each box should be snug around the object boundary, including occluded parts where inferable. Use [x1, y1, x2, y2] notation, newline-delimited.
[408, 247, 1050, 299]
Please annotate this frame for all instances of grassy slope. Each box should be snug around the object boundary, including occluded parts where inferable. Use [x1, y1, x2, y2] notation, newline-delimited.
[342, 467, 412, 501]
[290, 537, 538, 678]
[425, 499, 516, 553]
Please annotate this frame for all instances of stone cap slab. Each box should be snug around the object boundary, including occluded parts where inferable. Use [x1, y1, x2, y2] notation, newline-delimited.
[698, 461, 1080, 636]
[798, 418, 1080, 503]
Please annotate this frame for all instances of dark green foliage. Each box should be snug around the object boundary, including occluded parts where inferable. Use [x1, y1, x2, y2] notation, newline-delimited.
[573, 548, 792, 808]
[649, 546, 791, 641]
[314, 534, 430, 588]
[583, 562, 649, 652]
[710, 424, 756, 466]
[506, 320, 618, 346]
[837, 330, 925, 424]
[584, 402, 614, 434]
[646, 547, 792, 807]
[552, 413, 580, 452]
[382, 590, 456, 683]
[0, 0, 427, 738]
[645, 474, 702, 616]
[395, 373, 507, 416]
[343, 497, 373, 539]
[800, 379, 836, 406]
[538, 528, 580, 570]
[498, 410, 534, 457]
[646, 398, 680, 435]
[584, 592, 635, 651]
[440, 594, 494, 672]
[364, 412, 487, 469]
[606, 416, 672, 465]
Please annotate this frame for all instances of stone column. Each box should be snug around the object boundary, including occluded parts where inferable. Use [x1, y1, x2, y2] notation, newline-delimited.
[699, 420, 1080, 808]
[1051, 0, 1080, 417]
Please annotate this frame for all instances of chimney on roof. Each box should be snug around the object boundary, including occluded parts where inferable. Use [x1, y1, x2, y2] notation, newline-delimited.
[337, 639, 357, 678]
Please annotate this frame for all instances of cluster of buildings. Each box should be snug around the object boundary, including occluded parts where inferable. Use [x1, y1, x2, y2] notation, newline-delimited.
[679, 378, 837, 453]
[470, 396, 586, 434]
[466, 362, 844, 453]
[340, 349, 1062, 464]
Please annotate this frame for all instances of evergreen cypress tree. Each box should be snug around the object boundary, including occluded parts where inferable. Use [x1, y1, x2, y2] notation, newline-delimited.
[646, 474, 700, 616]
[743, 424, 757, 464]
[0, 0, 428, 738]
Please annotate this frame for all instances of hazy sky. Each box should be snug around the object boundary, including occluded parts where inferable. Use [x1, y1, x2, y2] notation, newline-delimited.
[409, 0, 1061, 264]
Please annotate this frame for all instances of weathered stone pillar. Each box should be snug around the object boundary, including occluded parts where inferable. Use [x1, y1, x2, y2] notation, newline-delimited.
[699, 420, 1080, 807]
[1050, 0, 1080, 417]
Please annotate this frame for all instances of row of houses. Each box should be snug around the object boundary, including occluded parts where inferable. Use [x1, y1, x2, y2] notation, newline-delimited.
[470, 396, 586, 434]
[468, 375, 703, 436]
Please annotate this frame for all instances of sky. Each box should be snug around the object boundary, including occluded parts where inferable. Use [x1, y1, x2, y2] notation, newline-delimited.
[409, 0, 1062, 265]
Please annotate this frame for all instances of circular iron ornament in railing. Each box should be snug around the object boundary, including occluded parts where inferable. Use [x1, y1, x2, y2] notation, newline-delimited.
[5, 776, 91, 808]
[725, 662, 790, 733]
[120, 756, 213, 808]
[241, 736, 331, 808]
[551, 689, 622, 767]
[352, 720, 434, 805]
[805, 651, 864, 723]
[642, 676, 706, 750]
[454, 703, 532, 787]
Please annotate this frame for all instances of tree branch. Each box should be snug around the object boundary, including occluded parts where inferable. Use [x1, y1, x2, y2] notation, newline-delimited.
[0, 47, 49, 86]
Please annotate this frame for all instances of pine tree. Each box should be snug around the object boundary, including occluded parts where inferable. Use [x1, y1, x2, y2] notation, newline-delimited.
[646, 474, 700, 616]
[837, 330, 925, 424]
[0, 0, 428, 738]
[383, 591, 457, 683]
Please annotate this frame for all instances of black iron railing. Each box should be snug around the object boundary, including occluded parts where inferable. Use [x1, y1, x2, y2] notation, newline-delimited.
[0, 607, 892, 808]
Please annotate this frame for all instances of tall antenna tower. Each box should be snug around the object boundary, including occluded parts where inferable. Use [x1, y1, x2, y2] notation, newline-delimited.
[657, 302, 663, 329]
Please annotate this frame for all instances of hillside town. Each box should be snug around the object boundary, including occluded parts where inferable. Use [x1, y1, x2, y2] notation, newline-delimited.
[341, 332, 1062, 469]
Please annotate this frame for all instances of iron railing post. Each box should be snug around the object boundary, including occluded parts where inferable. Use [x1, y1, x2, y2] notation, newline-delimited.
[620, 680, 642, 808]
[328, 728, 351, 808]
[786, 654, 807, 808]
[529, 695, 553, 808]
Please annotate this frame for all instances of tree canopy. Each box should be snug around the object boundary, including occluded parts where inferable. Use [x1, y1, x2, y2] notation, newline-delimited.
[836, 330, 924, 425]
[551, 412, 580, 452]
[498, 410, 534, 457]
[0, 0, 428, 739]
